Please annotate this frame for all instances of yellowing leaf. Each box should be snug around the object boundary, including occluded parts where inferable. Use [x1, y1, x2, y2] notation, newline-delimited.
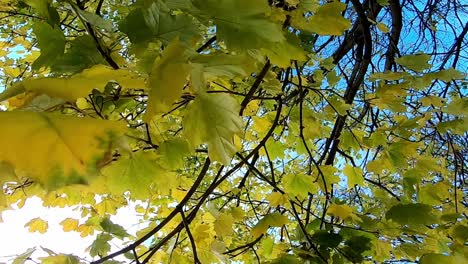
[251, 212, 289, 238]
[214, 212, 235, 237]
[0, 112, 125, 189]
[60, 218, 79, 232]
[294, 2, 351, 35]
[396, 54, 431, 72]
[0, 65, 145, 103]
[39, 254, 80, 264]
[377, 22, 390, 33]
[343, 164, 364, 189]
[101, 152, 176, 199]
[159, 139, 191, 170]
[266, 192, 289, 207]
[419, 254, 458, 264]
[145, 39, 190, 120]
[262, 34, 307, 67]
[77, 224, 95, 237]
[24, 217, 48, 234]
[183, 92, 243, 164]
[327, 204, 359, 221]
[283, 174, 319, 200]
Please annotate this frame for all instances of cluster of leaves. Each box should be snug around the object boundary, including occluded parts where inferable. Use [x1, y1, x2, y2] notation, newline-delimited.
[0, 0, 466, 263]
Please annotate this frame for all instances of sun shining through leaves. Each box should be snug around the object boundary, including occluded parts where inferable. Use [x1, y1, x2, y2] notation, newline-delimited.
[0, 0, 467, 263]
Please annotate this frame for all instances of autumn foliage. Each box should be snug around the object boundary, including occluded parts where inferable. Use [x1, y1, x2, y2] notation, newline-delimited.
[0, 0, 467, 263]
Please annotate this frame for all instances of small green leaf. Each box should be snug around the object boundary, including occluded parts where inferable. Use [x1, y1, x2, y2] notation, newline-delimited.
[100, 217, 129, 239]
[377, 22, 390, 33]
[75, 8, 113, 31]
[343, 164, 364, 189]
[283, 174, 319, 199]
[12, 248, 36, 264]
[251, 212, 289, 238]
[419, 254, 457, 264]
[294, 2, 351, 35]
[396, 54, 431, 72]
[90, 233, 113, 257]
[312, 230, 343, 248]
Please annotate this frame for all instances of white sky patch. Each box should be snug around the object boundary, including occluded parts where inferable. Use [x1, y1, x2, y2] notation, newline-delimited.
[0, 196, 148, 263]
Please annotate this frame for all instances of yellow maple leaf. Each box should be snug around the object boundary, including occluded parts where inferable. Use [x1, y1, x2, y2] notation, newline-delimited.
[145, 39, 190, 121]
[0, 112, 126, 189]
[214, 212, 235, 237]
[60, 218, 79, 232]
[24, 217, 48, 234]
[0, 64, 146, 103]
[39, 254, 80, 264]
[77, 224, 95, 237]
[327, 204, 361, 222]
[266, 192, 289, 207]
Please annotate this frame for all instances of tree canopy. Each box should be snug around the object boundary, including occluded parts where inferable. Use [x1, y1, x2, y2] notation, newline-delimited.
[0, 0, 467, 263]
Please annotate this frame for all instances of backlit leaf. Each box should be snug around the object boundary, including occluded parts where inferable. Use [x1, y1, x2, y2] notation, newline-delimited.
[183, 92, 243, 164]
[12, 248, 36, 264]
[385, 203, 438, 225]
[60, 218, 79, 232]
[282, 173, 319, 199]
[24, 217, 48, 234]
[32, 21, 65, 69]
[419, 254, 457, 264]
[294, 2, 351, 35]
[193, 0, 284, 49]
[251, 212, 289, 238]
[101, 152, 174, 199]
[89, 233, 112, 257]
[100, 217, 130, 238]
[39, 254, 80, 264]
[0, 112, 125, 188]
[327, 204, 359, 221]
[145, 39, 190, 120]
[396, 54, 431, 72]
[343, 164, 364, 189]
[0, 65, 145, 103]
[214, 212, 235, 237]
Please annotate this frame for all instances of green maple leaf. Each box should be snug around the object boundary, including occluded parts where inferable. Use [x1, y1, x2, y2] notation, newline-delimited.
[32, 21, 65, 70]
[293, 2, 351, 35]
[100, 217, 129, 239]
[51, 35, 106, 73]
[183, 92, 243, 164]
[120, 2, 199, 45]
[283, 173, 319, 199]
[395, 54, 431, 72]
[385, 203, 438, 225]
[89, 233, 112, 257]
[101, 152, 174, 199]
[192, 0, 284, 50]
[251, 212, 289, 238]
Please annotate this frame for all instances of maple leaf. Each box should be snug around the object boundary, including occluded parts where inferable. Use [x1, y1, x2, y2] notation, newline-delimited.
[0, 112, 126, 189]
[0, 65, 145, 103]
[145, 38, 190, 120]
[183, 92, 243, 164]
